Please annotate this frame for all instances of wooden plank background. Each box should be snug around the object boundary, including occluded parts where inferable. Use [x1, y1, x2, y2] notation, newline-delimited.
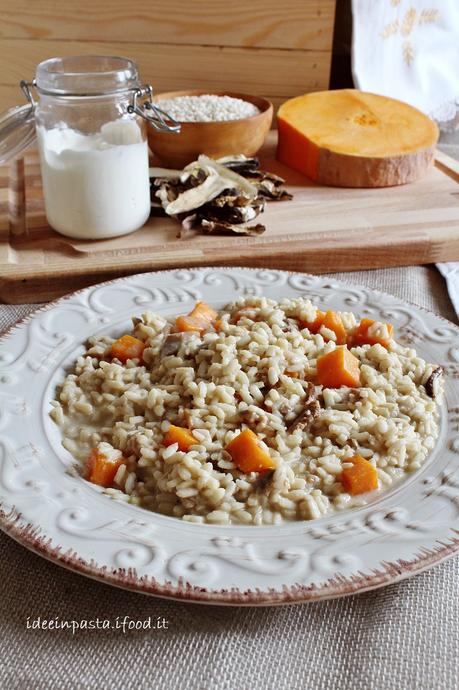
[0, 0, 335, 113]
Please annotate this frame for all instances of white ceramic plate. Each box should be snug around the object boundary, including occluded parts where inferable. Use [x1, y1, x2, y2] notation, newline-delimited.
[1, 267, 459, 605]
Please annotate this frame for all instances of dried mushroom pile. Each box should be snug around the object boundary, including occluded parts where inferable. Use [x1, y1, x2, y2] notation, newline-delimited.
[150, 155, 292, 237]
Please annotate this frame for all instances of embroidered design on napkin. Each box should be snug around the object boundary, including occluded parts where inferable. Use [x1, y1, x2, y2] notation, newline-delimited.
[380, 5, 440, 66]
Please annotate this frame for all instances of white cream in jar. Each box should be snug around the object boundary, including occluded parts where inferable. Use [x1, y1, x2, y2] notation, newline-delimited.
[37, 120, 151, 240]
[0, 57, 179, 239]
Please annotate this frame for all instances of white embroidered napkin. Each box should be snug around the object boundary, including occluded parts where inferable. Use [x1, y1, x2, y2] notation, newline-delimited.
[351, 0, 459, 127]
[436, 263, 459, 319]
[352, 0, 459, 319]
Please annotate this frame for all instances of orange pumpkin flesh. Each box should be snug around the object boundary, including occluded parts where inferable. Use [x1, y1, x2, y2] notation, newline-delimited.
[321, 310, 347, 344]
[277, 89, 438, 187]
[352, 318, 394, 348]
[341, 455, 378, 495]
[226, 429, 276, 474]
[300, 310, 325, 334]
[176, 301, 218, 334]
[86, 449, 125, 487]
[163, 425, 198, 452]
[111, 334, 146, 363]
[316, 346, 361, 388]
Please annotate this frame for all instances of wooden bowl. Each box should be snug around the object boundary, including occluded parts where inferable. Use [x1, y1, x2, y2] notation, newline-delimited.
[147, 90, 273, 167]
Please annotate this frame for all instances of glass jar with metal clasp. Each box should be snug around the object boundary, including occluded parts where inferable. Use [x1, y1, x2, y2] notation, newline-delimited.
[0, 55, 180, 239]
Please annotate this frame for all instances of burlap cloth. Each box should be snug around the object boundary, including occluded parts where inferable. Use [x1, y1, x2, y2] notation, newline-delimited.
[1, 266, 458, 690]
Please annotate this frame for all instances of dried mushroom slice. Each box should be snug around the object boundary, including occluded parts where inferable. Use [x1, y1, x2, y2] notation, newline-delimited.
[210, 191, 253, 208]
[424, 366, 443, 399]
[248, 170, 286, 185]
[205, 199, 266, 225]
[287, 383, 321, 433]
[177, 213, 200, 239]
[154, 180, 180, 206]
[152, 169, 211, 215]
[163, 170, 230, 215]
[253, 469, 275, 491]
[160, 332, 195, 356]
[196, 155, 259, 199]
[243, 170, 293, 201]
[149, 152, 292, 236]
[258, 183, 293, 201]
[217, 155, 261, 175]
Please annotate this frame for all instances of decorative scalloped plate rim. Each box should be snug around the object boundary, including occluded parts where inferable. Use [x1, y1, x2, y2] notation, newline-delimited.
[1, 266, 459, 606]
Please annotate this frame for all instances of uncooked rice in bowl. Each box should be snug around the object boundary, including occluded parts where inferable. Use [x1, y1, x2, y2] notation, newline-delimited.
[50, 296, 443, 525]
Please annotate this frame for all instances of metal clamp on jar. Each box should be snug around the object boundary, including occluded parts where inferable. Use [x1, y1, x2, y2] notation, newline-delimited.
[0, 55, 180, 239]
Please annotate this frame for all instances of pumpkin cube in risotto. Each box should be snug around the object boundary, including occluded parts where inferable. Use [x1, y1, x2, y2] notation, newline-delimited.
[86, 447, 125, 487]
[352, 318, 394, 349]
[321, 310, 347, 344]
[300, 309, 325, 334]
[110, 334, 145, 363]
[341, 455, 378, 495]
[175, 301, 218, 334]
[226, 429, 277, 474]
[316, 346, 360, 388]
[163, 425, 198, 452]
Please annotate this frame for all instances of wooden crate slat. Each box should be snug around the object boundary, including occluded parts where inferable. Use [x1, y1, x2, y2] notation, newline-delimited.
[0, 38, 331, 112]
[0, 0, 335, 50]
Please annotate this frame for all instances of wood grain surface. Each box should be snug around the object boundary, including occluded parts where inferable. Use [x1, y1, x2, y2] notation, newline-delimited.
[1, 132, 459, 303]
[0, 0, 334, 49]
[0, 39, 329, 114]
[0, 0, 335, 112]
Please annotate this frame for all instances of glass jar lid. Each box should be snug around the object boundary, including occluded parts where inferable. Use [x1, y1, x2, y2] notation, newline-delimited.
[0, 55, 180, 164]
[35, 55, 141, 97]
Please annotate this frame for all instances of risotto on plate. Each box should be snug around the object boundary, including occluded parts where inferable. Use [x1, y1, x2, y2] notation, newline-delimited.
[50, 296, 443, 525]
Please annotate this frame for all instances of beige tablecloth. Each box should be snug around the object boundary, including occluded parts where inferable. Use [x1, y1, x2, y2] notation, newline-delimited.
[1, 265, 458, 690]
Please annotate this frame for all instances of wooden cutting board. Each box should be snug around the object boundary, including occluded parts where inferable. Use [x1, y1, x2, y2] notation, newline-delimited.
[1, 131, 459, 304]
